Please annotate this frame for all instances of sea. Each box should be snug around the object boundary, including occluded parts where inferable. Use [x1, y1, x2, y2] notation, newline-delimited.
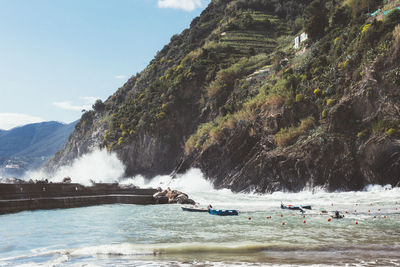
[1, 165, 400, 266]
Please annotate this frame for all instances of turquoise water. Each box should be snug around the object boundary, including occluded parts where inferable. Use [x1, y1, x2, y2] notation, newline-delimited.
[1, 171, 400, 266]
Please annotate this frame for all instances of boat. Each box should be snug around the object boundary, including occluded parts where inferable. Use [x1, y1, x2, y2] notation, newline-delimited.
[181, 206, 209, 212]
[208, 209, 239, 216]
[281, 203, 312, 210]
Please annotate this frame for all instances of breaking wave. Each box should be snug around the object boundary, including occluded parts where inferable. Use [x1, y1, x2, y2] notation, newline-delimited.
[24, 149, 125, 185]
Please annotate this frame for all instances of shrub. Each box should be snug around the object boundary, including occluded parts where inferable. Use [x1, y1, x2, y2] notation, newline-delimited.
[357, 129, 369, 139]
[155, 112, 166, 120]
[387, 128, 396, 136]
[387, 67, 400, 85]
[361, 23, 371, 34]
[338, 59, 349, 70]
[334, 37, 340, 46]
[206, 54, 268, 97]
[296, 94, 304, 102]
[274, 116, 316, 147]
[118, 137, 124, 145]
[185, 121, 215, 154]
[181, 48, 202, 65]
[326, 99, 335, 107]
[173, 65, 183, 72]
[321, 109, 327, 118]
[372, 120, 400, 134]
[313, 88, 321, 95]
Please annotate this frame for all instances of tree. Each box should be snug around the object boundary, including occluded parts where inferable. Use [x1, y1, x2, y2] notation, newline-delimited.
[240, 13, 254, 29]
[306, 15, 329, 40]
[305, 0, 329, 40]
[331, 5, 351, 27]
[92, 99, 105, 112]
[345, 0, 382, 17]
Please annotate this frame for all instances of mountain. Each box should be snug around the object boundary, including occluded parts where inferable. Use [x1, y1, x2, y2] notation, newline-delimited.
[47, 0, 400, 192]
[0, 121, 77, 176]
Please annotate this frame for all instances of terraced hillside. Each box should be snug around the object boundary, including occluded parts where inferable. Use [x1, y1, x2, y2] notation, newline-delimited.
[47, 0, 400, 193]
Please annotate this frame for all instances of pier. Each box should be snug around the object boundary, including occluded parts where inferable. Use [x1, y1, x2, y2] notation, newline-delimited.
[0, 183, 158, 215]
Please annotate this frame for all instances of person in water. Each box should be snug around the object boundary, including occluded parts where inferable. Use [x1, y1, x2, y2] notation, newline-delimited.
[207, 204, 213, 213]
[333, 211, 344, 218]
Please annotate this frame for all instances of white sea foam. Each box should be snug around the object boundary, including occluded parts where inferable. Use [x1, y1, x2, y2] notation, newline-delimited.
[24, 149, 125, 185]
[121, 168, 218, 193]
[20, 147, 400, 211]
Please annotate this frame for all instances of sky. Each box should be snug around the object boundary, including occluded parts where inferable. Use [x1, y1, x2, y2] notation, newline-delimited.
[0, 0, 209, 130]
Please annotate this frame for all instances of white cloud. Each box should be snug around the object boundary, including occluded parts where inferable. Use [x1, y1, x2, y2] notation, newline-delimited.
[52, 101, 90, 111]
[115, 75, 127, 79]
[80, 96, 98, 104]
[0, 113, 45, 130]
[52, 96, 99, 111]
[157, 0, 205, 11]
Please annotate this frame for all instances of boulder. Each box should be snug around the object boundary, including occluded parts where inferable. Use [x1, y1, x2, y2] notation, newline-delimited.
[153, 187, 195, 205]
[153, 195, 169, 204]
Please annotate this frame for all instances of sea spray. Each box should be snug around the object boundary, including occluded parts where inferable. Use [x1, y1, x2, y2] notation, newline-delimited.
[24, 149, 125, 185]
[120, 168, 216, 193]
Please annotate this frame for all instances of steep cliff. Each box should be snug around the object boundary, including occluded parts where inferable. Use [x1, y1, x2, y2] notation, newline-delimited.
[47, 0, 400, 192]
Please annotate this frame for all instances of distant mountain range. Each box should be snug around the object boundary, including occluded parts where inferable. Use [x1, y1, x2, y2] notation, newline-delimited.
[0, 121, 77, 177]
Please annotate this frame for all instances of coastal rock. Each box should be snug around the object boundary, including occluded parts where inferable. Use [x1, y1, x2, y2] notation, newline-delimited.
[174, 193, 196, 205]
[153, 195, 169, 204]
[152, 188, 194, 204]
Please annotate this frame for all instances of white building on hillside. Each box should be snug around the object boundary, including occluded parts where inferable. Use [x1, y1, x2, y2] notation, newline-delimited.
[294, 32, 308, 49]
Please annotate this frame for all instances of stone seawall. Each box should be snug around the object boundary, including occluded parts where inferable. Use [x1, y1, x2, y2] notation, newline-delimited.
[0, 183, 158, 215]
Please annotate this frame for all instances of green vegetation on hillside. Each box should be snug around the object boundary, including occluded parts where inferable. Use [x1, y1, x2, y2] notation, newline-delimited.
[92, 0, 313, 151]
[79, 0, 400, 156]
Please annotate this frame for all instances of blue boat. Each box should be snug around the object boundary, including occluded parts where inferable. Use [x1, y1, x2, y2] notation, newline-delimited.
[208, 209, 239, 216]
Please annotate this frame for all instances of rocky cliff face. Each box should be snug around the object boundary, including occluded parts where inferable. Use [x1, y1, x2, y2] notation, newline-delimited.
[175, 50, 400, 192]
[47, 0, 400, 192]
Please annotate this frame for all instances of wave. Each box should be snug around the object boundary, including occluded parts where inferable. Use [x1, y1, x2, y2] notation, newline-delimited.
[24, 149, 125, 185]
[3, 242, 400, 261]
[18, 148, 400, 208]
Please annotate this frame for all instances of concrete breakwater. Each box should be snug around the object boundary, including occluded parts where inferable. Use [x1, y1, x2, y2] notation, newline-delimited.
[0, 183, 158, 215]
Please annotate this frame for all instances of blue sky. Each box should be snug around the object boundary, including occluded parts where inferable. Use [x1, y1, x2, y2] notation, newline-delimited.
[0, 0, 209, 130]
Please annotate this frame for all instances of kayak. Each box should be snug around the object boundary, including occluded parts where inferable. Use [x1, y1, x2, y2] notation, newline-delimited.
[209, 209, 239, 216]
[181, 206, 209, 212]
